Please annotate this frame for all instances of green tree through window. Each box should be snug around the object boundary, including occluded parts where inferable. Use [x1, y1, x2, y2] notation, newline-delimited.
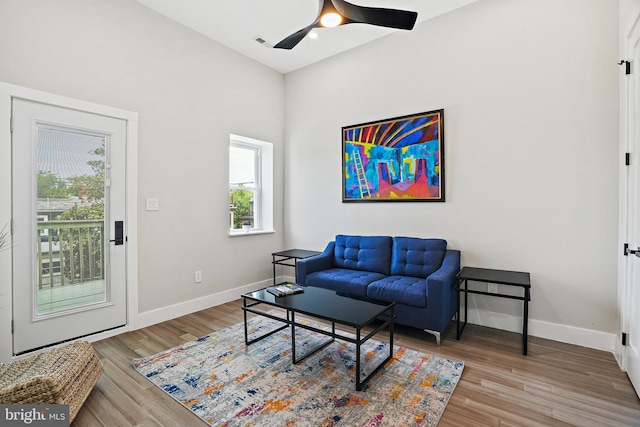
[37, 171, 70, 198]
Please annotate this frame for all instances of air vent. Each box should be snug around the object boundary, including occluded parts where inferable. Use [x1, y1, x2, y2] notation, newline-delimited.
[252, 36, 273, 48]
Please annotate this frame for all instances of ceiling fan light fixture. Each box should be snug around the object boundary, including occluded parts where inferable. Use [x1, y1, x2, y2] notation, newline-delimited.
[273, 0, 418, 50]
[320, 12, 342, 28]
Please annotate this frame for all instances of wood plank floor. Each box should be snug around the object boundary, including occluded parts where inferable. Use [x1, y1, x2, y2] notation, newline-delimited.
[73, 299, 640, 426]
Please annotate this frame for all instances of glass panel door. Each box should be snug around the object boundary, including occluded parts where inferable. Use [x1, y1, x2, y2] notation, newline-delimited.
[12, 99, 127, 355]
[36, 127, 107, 316]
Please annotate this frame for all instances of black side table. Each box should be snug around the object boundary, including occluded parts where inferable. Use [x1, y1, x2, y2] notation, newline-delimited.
[456, 266, 531, 355]
[271, 249, 322, 284]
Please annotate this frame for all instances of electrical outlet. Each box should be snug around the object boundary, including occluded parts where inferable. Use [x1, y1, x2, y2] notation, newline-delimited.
[194, 270, 202, 283]
[488, 283, 498, 294]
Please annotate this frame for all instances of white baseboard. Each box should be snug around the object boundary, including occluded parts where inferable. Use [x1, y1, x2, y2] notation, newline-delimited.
[135, 278, 273, 330]
[104, 277, 615, 355]
[465, 307, 616, 353]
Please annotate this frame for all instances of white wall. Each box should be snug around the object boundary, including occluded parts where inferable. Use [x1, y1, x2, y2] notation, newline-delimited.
[0, 0, 285, 332]
[0, 0, 625, 355]
[284, 0, 620, 349]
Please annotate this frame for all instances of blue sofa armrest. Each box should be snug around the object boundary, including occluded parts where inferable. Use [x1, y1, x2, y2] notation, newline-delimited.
[296, 242, 335, 284]
[425, 250, 461, 329]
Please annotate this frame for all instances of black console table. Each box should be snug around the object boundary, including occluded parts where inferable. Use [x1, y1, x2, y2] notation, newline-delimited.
[456, 266, 531, 355]
[271, 249, 322, 284]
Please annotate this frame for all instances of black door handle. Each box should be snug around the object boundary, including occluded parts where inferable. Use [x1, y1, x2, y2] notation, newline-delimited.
[109, 221, 124, 245]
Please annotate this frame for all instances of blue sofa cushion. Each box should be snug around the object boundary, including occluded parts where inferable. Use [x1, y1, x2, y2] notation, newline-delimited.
[333, 235, 392, 276]
[391, 237, 447, 279]
[367, 276, 427, 308]
[305, 268, 386, 296]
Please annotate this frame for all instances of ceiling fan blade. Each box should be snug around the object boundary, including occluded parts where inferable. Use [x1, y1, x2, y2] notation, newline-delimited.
[333, 0, 417, 30]
[274, 26, 315, 49]
[274, 0, 325, 49]
[273, 0, 417, 50]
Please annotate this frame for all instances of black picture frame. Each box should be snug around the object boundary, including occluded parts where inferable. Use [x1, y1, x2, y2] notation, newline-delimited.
[342, 109, 445, 202]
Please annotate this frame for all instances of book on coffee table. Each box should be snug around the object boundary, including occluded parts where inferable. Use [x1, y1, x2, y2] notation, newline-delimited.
[266, 283, 305, 297]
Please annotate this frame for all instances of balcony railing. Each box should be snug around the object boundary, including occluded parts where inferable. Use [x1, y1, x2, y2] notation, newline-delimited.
[37, 220, 105, 289]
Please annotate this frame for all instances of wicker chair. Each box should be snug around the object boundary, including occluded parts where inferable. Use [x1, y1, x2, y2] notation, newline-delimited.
[0, 340, 103, 422]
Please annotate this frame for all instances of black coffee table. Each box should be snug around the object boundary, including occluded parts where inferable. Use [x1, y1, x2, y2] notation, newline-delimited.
[241, 284, 395, 391]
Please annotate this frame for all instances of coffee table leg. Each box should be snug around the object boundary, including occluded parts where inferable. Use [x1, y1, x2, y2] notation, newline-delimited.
[243, 301, 289, 345]
[243, 297, 248, 344]
[389, 306, 394, 355]
[291, 320, 335, 364]
[355, 328, 362, 391]
[291, 311, 297, 363]
[355, 306, 395, 391]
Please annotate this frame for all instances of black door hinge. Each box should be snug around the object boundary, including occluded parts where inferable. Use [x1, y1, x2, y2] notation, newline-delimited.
[625, 244, 640, 257]
[622, 332, 627, 346]
[619, 60, 631, 75]
[626, 153, 631, 166]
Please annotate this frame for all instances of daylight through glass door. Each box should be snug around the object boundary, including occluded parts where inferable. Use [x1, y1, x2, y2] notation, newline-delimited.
[36, 126, 107, 316]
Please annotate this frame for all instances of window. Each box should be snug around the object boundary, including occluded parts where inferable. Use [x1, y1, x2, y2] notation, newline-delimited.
[229, 134, 273, 234]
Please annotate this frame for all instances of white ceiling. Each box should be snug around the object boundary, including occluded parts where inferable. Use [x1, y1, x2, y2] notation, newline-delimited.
[134, 0, 479, 74]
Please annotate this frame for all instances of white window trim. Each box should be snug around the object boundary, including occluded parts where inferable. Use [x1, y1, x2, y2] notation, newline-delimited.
[229, 134, 274, 236]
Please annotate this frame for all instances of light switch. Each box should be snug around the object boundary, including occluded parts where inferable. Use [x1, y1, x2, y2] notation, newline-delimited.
[146, 198, 159, 211]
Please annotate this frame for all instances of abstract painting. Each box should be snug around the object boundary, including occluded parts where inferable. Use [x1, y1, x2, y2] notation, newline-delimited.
[342, 109, 445, 202]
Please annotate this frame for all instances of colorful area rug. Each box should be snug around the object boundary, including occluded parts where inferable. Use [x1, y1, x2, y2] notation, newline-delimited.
[133, 314, 464, 426]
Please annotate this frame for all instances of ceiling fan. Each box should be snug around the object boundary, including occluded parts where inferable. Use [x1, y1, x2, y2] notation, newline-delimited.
[273, 0, 418, 50]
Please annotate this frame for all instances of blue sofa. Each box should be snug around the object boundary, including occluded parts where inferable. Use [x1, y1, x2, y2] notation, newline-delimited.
[296, 235, 461, 344]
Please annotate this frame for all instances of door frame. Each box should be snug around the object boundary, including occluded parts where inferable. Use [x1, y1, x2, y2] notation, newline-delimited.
[618, 7, 640, 394]
[0, 82, 139, 362]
